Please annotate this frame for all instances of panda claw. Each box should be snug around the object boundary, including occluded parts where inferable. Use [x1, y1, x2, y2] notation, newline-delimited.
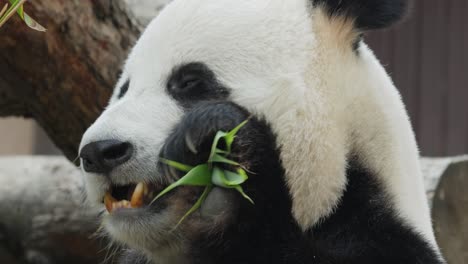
[185, 132, 198, 154]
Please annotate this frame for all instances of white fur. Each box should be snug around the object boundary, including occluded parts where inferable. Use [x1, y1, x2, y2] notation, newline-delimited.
[80, 0, 439, 255]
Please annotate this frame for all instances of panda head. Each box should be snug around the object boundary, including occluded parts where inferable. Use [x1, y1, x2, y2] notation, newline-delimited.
[80, 0, 408, 256]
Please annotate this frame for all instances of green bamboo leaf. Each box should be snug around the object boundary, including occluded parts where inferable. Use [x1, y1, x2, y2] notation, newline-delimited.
[22, 12, 46, 31]
[212, 167, 247, 188]
[211, 166, 230, 188]
[14, 0, 23, 19]
[215, 148, 229, 154]
[223, 170, 248, 185]
[210, 153, 239, 166]
[6, 0, 20, 11]
[150, 164, 212, 204]
[7, 0, 46, 31]
[153, 119, 254, 226]
[209, 131, 227, 162]
[163, 164, 211, 187]
[160, 158, 194, 172]
[0, 0, 24, 28]
[236, 168, 248, 179]
[225, 119, 249, 152]
[174, 185, 213, 228]
[235, 185, 254, 204]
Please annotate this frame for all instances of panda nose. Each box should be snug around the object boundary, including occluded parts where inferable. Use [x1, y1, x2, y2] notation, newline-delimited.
[80, 140, 134, 174]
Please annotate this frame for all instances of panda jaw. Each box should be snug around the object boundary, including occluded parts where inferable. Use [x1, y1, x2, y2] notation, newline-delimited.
[100, 181, 239, 260]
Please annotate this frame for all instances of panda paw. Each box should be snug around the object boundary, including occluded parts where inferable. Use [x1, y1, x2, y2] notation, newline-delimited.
[158, 101, 256, 219]
[159, 101, 251, 174]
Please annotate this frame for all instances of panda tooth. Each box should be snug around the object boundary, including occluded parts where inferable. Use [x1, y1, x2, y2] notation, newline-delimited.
[131, 182, 146, 208]
[104, 192, 117, 213]
[112, 200, 131, 210]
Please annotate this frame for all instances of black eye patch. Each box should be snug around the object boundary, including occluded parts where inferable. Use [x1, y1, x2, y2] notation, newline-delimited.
[117, 79, 130, 99]
[166, 62, 230, 108]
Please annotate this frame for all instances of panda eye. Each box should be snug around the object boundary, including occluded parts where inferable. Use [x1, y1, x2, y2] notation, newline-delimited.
[117, 79, 130, 99]
[166, 62, 230, 106]
[180, 76, 202, 90]
[168, 75, 202, 93]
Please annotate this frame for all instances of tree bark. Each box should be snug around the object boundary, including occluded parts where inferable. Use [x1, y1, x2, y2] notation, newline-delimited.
[0, 0, 143, 161]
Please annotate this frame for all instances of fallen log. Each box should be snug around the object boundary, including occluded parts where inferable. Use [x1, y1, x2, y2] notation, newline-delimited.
[0, 156, 104, 264]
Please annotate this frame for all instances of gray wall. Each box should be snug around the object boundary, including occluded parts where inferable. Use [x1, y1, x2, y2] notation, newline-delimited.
[367, 0, 468, 156]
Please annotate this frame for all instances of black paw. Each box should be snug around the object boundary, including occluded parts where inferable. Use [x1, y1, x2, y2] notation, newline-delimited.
[159, 101, 251, 176]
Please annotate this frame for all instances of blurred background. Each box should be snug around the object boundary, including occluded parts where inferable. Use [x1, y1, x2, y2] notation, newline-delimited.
[0, 118, 59, 155]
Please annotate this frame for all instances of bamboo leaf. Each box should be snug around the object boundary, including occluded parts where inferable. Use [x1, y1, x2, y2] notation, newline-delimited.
[0, 4, 8, 18]
[223, 170, 248, 185]
[14, 0, 23, 19]
[154, 119, 254, 226]
[215, 148, 229, 154]
[211, 166, 230, 188]
[160, 158, 194, 172]
[5, 0, 46, 31]
[208, 131, 227, 162]
[235, 185, 254, 204]
[174, 185, 213, 228]
[0, 0, 24, 28]
[236, 168, 248, 179]
[224, 119, 249, 152]
[151, 164, 211, 204]
[212, 167, 247, 188]
[22, 12, 46, 31]
[210, 153, 239, 166]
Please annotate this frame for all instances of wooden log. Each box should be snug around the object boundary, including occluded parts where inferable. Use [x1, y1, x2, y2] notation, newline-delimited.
[430, 157, 468, 264]
[0, 156, 105, 264]
[0, 0, 143, 161]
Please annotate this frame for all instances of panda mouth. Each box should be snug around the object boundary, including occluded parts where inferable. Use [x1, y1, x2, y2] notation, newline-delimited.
[104, 182, 165, 213]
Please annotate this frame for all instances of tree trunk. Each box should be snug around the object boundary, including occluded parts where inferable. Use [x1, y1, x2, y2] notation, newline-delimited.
[0, 0, 144, 161]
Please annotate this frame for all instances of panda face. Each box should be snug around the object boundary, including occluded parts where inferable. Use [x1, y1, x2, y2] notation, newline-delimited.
[80, 0, 322, 250]
[80, 0, 434, 257]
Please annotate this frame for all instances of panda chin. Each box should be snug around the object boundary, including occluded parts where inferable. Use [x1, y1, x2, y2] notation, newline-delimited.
[101, 183, 238, 255]
[101, 192, 187, 253]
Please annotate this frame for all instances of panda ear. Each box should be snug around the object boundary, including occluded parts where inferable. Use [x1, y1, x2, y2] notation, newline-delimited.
[312, 0, 409, 30]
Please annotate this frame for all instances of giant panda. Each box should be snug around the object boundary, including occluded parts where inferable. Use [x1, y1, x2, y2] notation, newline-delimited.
[79, 0, 445, 263]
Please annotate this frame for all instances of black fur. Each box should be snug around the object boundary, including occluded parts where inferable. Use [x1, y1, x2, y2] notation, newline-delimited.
[352, 34, 363, 53]
[312, 0, 408, 30]
[304, 157, 442, 263]
[120, 101, 442, 264]
[166, 63, 230, 109]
